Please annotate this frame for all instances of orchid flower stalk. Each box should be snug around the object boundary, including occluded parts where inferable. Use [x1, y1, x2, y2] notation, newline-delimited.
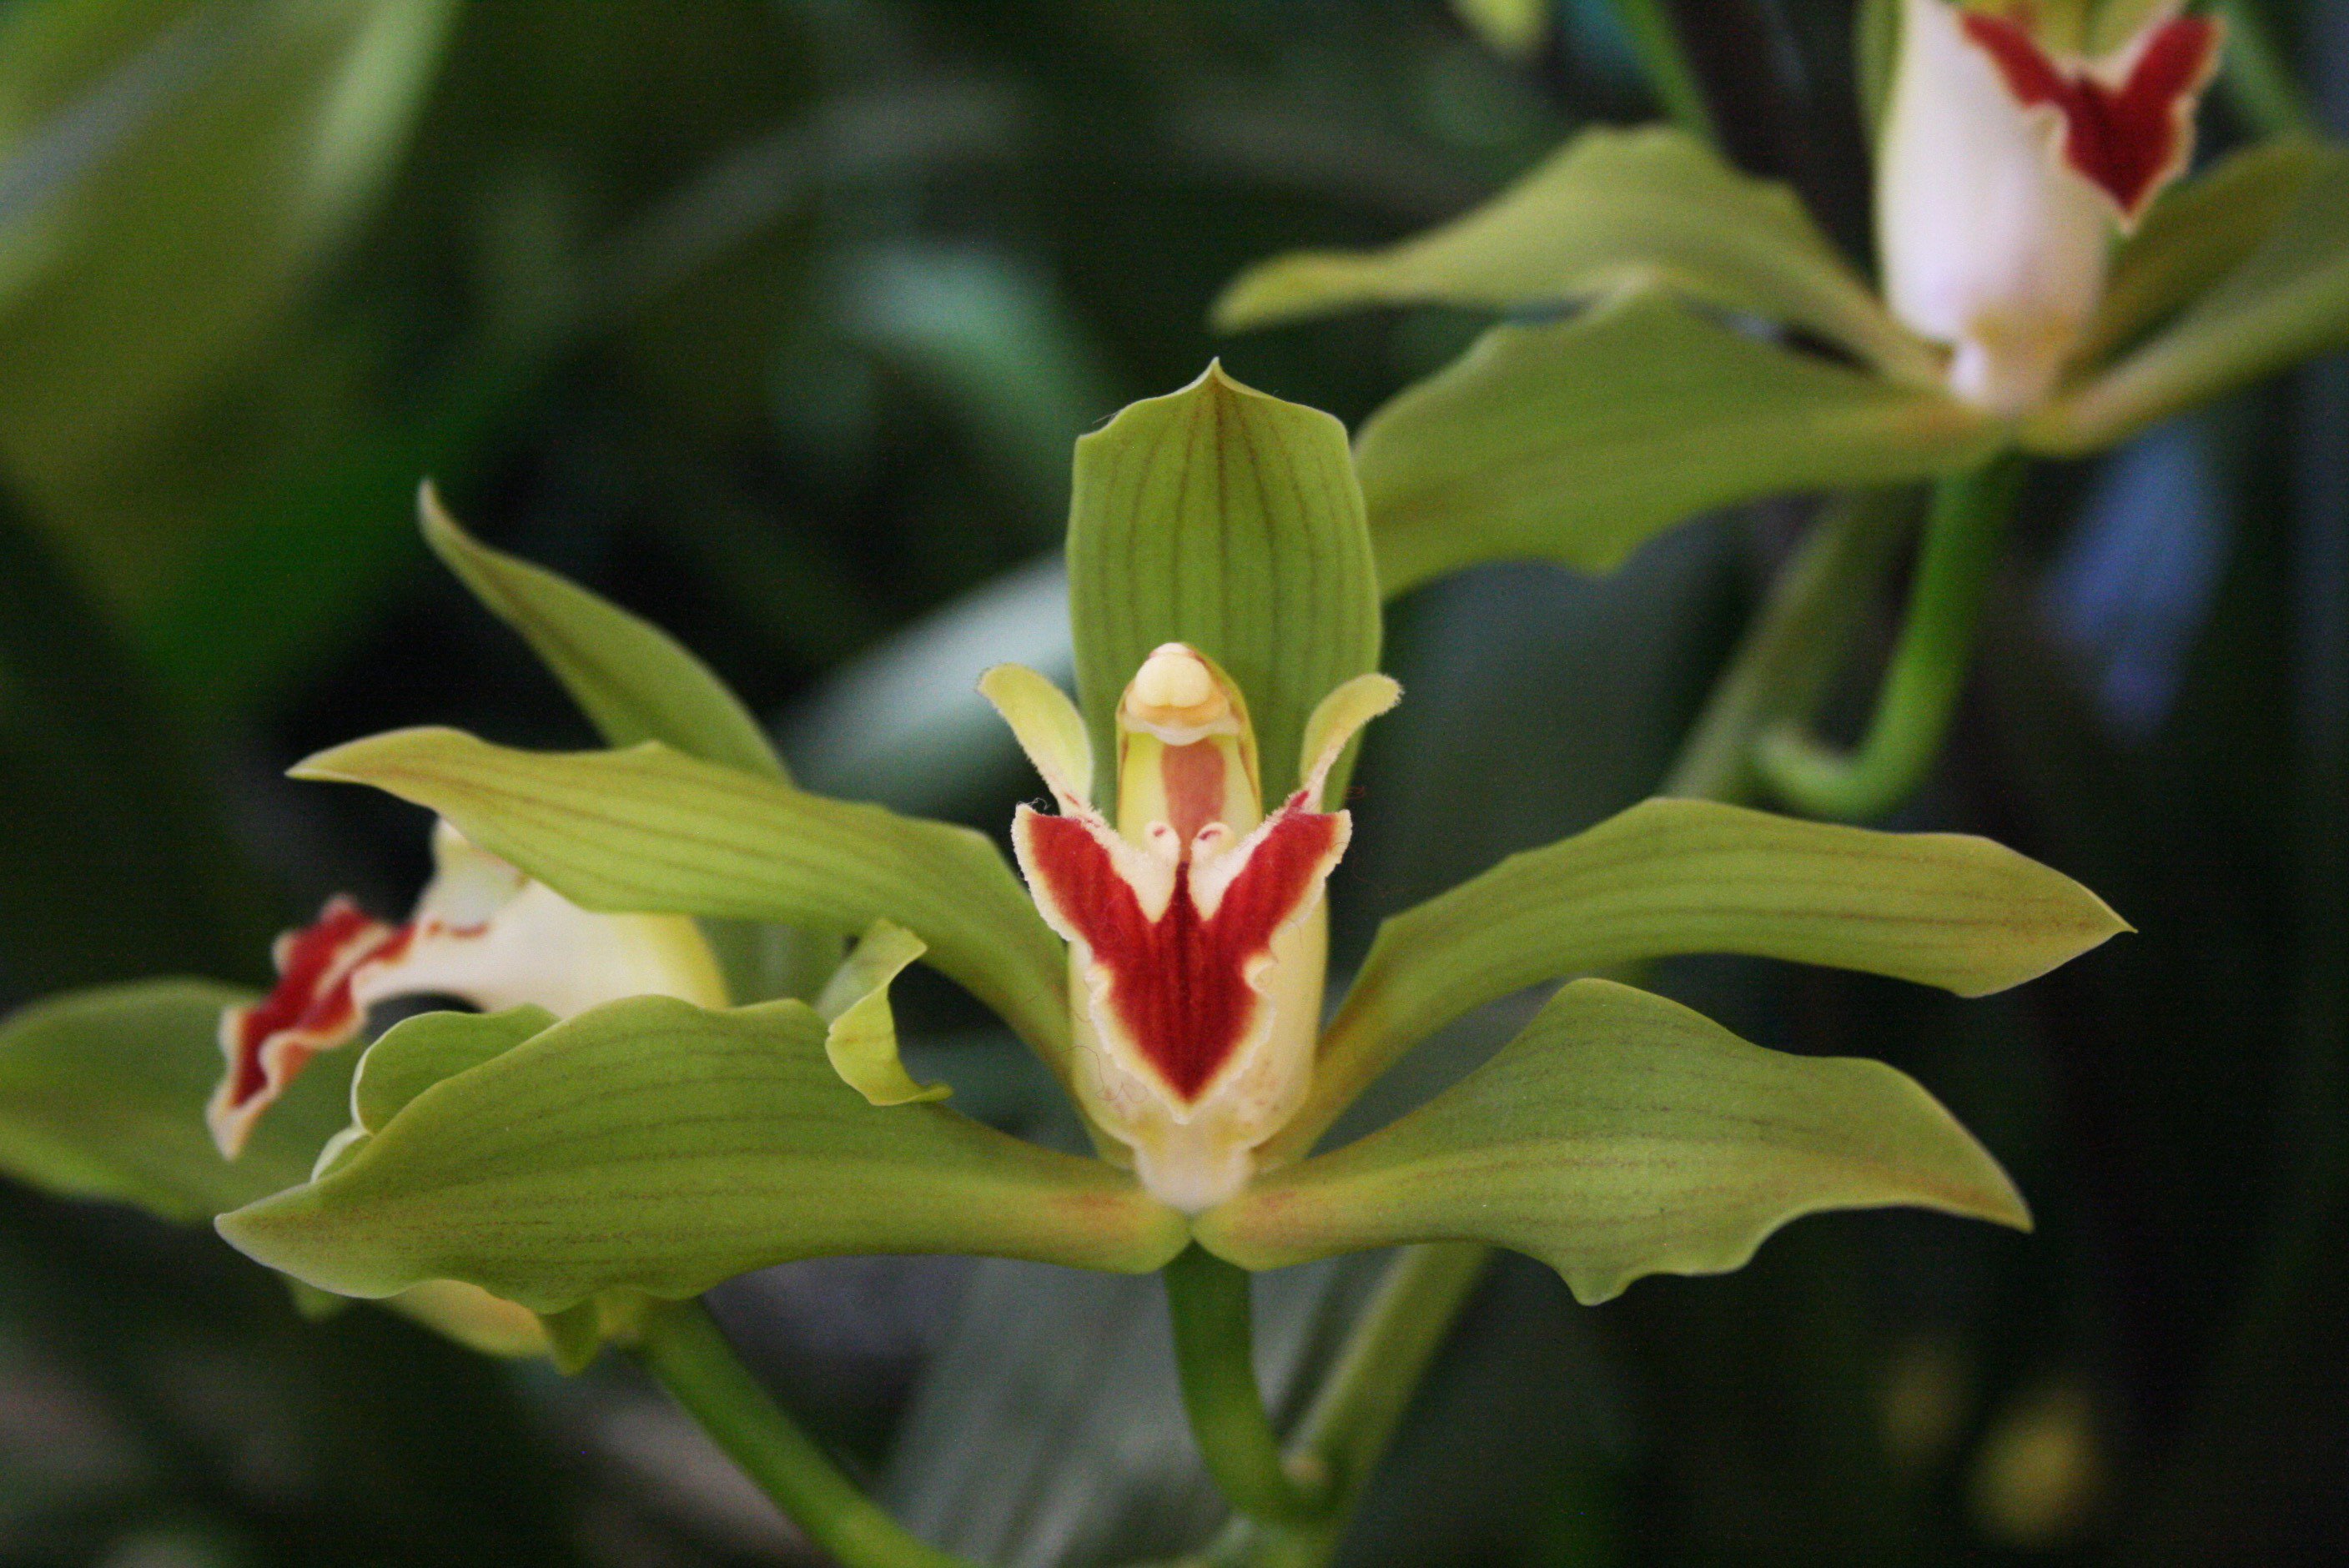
[1215, 0, 2349, 824]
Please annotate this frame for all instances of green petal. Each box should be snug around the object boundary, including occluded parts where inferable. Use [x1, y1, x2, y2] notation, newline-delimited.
[289, 726, 1072, 1079]
[815, 920, 950, 1106]
[1198, 979, 2028, 1304]
[420, 486, 787, 779]
[2074, 138, 2339, 374]
[978, 662, 1094, 807]
[353, 1006, 556, 1135]
[0, 981, 355, 1222]
[2029, 143, 2349, 455]
[1214, 126, 1927, 379]
[1356, 294, 1997, 595]
[217, 998, 1190, 1309]
[1069, 363, 1381, 803]
[1272, 797, 2125, 1163]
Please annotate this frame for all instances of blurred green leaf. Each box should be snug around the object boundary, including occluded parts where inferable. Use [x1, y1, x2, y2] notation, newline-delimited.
[1451, 0, 1550, 60]
[2076, 138, 2337, 370]
[218, 996, 1189, 1309]
[1215, 126, 1927, 379]
[1069, 364, 1381, 803]
[0, 0, 456, 608]
[2030, 143, 2349, 454]
[289, 726, 1073, 1078]
[420, 485, 787, 779]
[1200, 978, 2028, 1304]
[0, 492, 278, 989]
[1356, 293, 1997, 594]
[1277, 798, 2125, 1164]
[0, 979, 353, 1222]
[813, 919, 948, 1107]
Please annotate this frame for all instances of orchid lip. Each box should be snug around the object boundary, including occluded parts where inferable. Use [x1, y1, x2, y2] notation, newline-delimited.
[988, 647, 1399, 1209]
[1960, 5, 2222, 226]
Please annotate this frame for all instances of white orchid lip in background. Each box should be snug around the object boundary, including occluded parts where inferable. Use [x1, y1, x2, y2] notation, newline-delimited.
[209, 822, 727, 1158]
[1879, 0, 2222, 414]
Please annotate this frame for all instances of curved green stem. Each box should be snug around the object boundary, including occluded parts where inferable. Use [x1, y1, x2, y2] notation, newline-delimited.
[633, 1299, 978, 1568]
[1198, 1244, 1491, 1568]
[1603, 0, 1719, 148]
[1164, 1247, 1336, 1524]
[1755, 457, 2025, 821]
[1662, 488, 1919, 802]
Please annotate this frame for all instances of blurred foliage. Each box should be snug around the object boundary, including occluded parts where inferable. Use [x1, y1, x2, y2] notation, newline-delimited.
[0, 2, 2344, 1565]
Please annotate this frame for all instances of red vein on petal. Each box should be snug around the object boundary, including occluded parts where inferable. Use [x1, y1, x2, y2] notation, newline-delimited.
[210, 897, 411, 1156]
[1016, 798, 1345, 1102]
[1962, 12, 2221, 221]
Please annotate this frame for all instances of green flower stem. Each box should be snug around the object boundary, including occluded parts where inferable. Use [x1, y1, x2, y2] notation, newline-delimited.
[1163, 1247, 1338, 1524]
[1661, 487, 1919, 803]
[1216, 484, 1946, 1565]
[633, 1299, 977, 1568]
[1603, 0, 1720, 148]
[1202, 1244, 1493, 1568]
[2214, 0, 2318, 138]
[1753, 456, 2025, 821]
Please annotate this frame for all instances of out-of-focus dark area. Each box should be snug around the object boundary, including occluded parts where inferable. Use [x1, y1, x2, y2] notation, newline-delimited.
[1, 2, 2343, 1564]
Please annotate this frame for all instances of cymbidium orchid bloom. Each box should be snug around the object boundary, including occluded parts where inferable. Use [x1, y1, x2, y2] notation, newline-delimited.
[987, 644, 1397, 1209]
[1880, 0, 2222, 411]
[210, 821, 727, 1158]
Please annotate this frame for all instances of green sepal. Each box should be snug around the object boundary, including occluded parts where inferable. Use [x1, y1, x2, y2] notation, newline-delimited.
[421, 488, 836, 1003]
[1199, 979, 2029, 1304]
[288, 727, 1072, 1083]
[0, 980, 356, 1221]
[216, 997, 1189, 1311]
[816, 920, 949, 1106]
[1214, 126, 1929, 382]
[1069, 363, 1381, 804]
[421, 485, 787, 779]
[1270, 797, 2126, 1163]
[1356, 293, 1999, 595]
[2029, 142, 2349, 455]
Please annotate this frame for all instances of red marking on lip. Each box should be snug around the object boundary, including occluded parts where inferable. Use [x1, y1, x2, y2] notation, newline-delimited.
[214, 897, 411, 1153]
[1961, 11, 2221, 221]
[1017, 796, 1345, 1102]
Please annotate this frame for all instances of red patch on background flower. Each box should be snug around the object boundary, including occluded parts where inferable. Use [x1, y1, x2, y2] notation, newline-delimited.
[1017, 797, 1345, 1101]
[1961, 11, 2221, 220]
[211, 897, 411, 1154]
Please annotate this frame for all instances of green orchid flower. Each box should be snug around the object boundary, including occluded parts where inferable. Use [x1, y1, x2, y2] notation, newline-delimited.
[5, 364, 2097, 1316]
